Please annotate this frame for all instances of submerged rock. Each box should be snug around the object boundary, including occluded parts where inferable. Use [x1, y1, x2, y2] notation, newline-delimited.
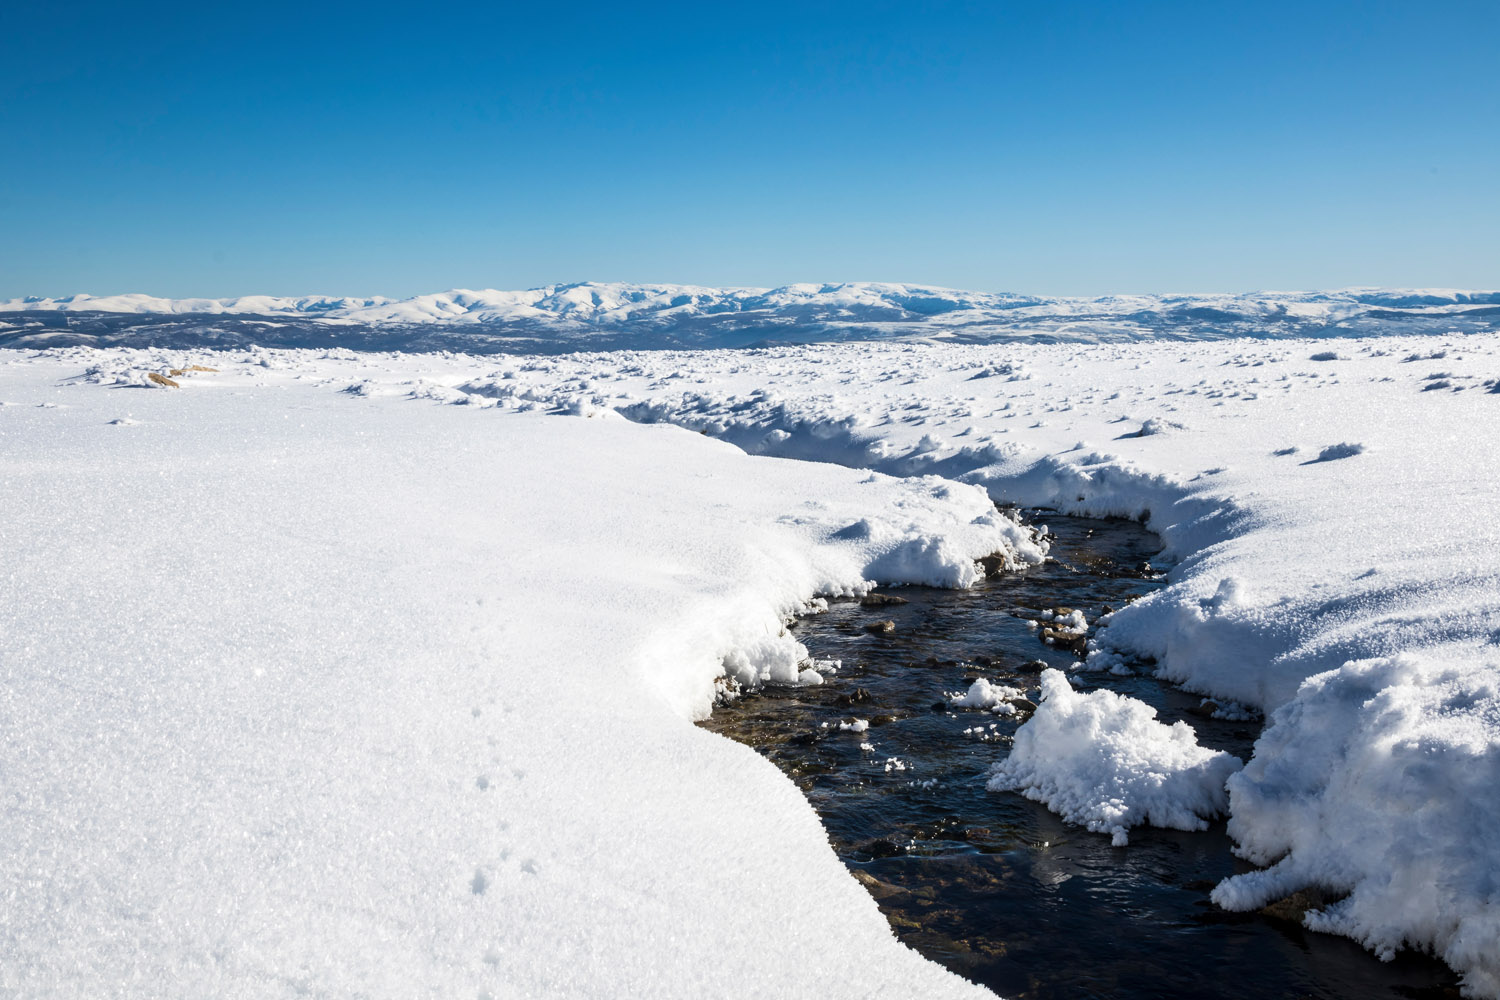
[851, 869, 909, 900]
[861, 592, 909, 607]
[835, 688, 873, 707]
[1041, 628, 1088, 655]
[978, 554, 1008, 577]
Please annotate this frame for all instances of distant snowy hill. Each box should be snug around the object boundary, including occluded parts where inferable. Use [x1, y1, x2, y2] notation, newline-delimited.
[2, 282, 1496, 353]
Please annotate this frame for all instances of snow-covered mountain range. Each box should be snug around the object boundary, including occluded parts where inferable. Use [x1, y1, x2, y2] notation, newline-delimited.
[3, 282, 1497, 353]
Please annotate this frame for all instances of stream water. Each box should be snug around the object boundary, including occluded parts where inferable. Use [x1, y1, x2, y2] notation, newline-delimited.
[699, 511, 1460, 999]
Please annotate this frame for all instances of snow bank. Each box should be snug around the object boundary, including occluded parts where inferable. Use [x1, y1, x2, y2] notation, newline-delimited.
[0, 353, 1012, 999]
[988, 671, 1243, 845]
[1212, 649, 1500, 995]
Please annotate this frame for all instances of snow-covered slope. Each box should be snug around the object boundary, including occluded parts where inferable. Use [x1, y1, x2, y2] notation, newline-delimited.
[2, 282, 1497, 353]
[0, 352, 1033, 999]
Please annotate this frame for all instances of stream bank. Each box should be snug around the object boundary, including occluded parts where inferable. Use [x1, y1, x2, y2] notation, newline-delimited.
[700, 511, 1459, 999]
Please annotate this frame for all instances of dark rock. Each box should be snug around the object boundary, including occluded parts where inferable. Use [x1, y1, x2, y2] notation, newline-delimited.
[977, 554, 1008, 577]
[861, 592, 909, 607]
[851, 868, 909, 900]
[835, 687, 873, 707]
[861, 839, 904, 859]
[1041, 628, 1088, 655]
[1016, 659, 1049, 673]
[930, 701, 949, 712]
[870, 714, 898, 727]
[865, 619, 896, 635]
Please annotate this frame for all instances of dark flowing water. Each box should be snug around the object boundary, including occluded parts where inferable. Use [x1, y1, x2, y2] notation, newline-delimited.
[700, 511, 1459, 1000]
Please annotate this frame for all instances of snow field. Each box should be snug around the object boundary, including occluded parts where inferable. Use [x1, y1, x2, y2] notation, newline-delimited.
[200, 331, 1500, 995]
[7, 327, 1500, 995]
[1, 354, 1030, 998]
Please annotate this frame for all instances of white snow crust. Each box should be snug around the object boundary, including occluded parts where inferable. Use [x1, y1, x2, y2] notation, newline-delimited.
[988, 670, 1243, 846]
[5, 324, 1500, 995]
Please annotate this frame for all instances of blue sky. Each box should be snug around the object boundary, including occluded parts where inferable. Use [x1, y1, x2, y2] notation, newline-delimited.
[2, 1, 1496, 297]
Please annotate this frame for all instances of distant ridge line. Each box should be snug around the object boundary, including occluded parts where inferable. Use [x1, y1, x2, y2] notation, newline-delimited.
[2, 282, 1496, 354]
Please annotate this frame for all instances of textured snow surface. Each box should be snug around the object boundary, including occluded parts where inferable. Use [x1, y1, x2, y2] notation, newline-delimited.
[988, 670, 1243, 845]
[1212, 653, 1500, 998]
[183, 330, 1496, 995]
[6, 327, 1500, 995]
[0, 355, 1024, 998]
[2, 281, 1497, 353]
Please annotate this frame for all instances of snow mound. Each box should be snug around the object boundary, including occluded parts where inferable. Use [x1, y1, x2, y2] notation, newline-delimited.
[1214, 651, 1500, 997]
[988, 670, 1244, 845]
[1133, 417, 1186, 437]
[950, 678, 1026, 713]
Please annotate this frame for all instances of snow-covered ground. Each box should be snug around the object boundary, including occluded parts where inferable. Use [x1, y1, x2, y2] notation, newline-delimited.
[4, 326, 1499, 995]
[2, 282, 1497, 353]
[0, 352, 1028, 998]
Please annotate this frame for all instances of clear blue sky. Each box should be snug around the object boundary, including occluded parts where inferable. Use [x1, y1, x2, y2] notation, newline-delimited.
[2, 1, 1496, 298]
